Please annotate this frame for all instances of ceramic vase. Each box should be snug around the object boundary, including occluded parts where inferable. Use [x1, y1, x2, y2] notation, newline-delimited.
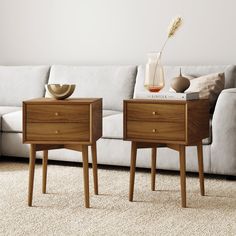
[171, 68, 190, 93]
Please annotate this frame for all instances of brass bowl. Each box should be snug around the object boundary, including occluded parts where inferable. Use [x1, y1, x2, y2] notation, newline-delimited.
[45, 84, 76, 100]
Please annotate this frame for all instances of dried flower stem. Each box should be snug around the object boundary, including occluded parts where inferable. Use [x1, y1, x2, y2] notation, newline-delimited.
[152, 17, 183, 86]
[160, 16, 183, 54]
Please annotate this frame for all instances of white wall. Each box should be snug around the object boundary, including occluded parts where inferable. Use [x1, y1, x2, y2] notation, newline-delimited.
[0, 0, 235, 65]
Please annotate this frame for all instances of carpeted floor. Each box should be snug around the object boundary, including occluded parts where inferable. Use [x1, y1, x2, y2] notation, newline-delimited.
[0, 162, 236, 236]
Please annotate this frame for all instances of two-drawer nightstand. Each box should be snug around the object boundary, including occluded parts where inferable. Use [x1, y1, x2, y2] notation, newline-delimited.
[124, 99, 209, 207]
[23, 98, 102, 208]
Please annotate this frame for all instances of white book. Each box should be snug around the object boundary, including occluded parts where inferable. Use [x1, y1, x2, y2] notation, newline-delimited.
[135, 92, 199, 100]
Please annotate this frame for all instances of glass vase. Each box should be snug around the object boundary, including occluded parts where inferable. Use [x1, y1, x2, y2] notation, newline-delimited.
[144, 52, 165, 92]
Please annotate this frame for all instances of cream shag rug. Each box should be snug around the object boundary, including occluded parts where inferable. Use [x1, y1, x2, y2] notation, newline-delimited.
[0, 162, 236, 236]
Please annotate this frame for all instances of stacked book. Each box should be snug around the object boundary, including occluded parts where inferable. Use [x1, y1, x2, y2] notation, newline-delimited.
[135, 92, 199, 101]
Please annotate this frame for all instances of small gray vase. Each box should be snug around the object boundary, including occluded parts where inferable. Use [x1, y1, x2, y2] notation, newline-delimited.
[171, 68, 190, 93]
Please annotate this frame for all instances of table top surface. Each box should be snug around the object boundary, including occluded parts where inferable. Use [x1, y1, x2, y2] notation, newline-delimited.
[23, 97, 102, 104]
[124, 99, 208, 105]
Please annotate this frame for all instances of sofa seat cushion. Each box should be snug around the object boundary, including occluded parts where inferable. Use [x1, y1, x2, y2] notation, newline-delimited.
[0, 107, 21, 131]
[0, 66, 50, 106]
[47, 65, 137, 111]
[103, 113, 123, 139]
[202, 118, 212, 145]
[103, 110, 120, 117]
[2, 110, 22, 132]
[0, 106, 21, 116]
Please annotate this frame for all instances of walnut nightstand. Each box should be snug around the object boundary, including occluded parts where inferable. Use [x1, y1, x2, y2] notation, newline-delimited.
[124, 99, 209, 208]
[23, 98, 102, 208]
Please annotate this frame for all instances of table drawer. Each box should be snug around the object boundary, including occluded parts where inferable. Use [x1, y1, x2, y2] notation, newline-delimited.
[26, 123, 89, 141]
[26, 105, 89, 123]
[127, 121, 185, 141]
[126, 103, 185, 123]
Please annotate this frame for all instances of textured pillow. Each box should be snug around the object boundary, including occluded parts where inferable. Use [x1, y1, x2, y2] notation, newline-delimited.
[185, 72, 225, 107]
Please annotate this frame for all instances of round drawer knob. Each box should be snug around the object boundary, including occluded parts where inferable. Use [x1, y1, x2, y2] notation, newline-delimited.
[152, 129, 157, 133]
[55, 130, 59, 134]
[54, 112, 59, 116]
[152, 111, 157, 115]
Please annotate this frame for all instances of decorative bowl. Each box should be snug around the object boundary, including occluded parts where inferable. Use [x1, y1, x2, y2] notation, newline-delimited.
[45, 84, 76, 100]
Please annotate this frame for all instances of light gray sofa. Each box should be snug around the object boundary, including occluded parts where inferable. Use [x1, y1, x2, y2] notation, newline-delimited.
[1, 65, 236, 176]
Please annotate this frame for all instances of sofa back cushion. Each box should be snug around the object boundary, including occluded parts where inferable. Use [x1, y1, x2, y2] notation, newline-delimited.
[134, 65, 236, 97]
[0, 66, 50, 106]
[47, 65, 137, 111]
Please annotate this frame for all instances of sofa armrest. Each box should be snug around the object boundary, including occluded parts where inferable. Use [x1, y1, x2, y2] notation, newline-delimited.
[211, 88, 236, 175]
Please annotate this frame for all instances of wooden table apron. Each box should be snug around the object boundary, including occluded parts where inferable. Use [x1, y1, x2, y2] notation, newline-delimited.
[123, 99, 209, 208]
[23, 98, 102, 208]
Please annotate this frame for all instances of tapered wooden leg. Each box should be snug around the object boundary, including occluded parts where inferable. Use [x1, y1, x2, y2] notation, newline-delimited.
[91, 143, 98, 195]
[28, 144, 36, 206]
[197, 141, 205, 196]
[82, 145, 90, 208]
[151, 148, 157, 191]
[179, 145, 186, 208]
[129, 142, 137, 201]
[42, 150, 48, 194]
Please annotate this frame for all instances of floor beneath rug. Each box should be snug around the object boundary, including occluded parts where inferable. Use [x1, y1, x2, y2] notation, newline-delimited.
[0, 162, 236, 235]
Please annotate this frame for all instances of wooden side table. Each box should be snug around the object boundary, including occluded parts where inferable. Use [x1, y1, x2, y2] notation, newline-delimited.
[123, 99, 209, 207]
[23, 98, 102, 208]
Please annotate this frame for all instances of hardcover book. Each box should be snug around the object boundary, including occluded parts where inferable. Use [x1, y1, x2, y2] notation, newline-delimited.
[135, 92, 199, 100]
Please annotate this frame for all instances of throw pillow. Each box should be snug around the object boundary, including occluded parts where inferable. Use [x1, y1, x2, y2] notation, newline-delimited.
[185, 72, 225, 108]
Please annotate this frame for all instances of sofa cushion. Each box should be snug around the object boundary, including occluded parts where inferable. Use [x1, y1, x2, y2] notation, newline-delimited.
[103, 110, 120, 117]
[0, 66, 50, 106]
[203, 118, 212, 145]
[134, 65, 236, 97]
[0, 106, 21, 131]
[47, 65, 137, 111]
[103, 113, 123, 139]
[186, 72, 225, 109]
[2, 110, 22, 132]
[0, 106, 21, 116]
